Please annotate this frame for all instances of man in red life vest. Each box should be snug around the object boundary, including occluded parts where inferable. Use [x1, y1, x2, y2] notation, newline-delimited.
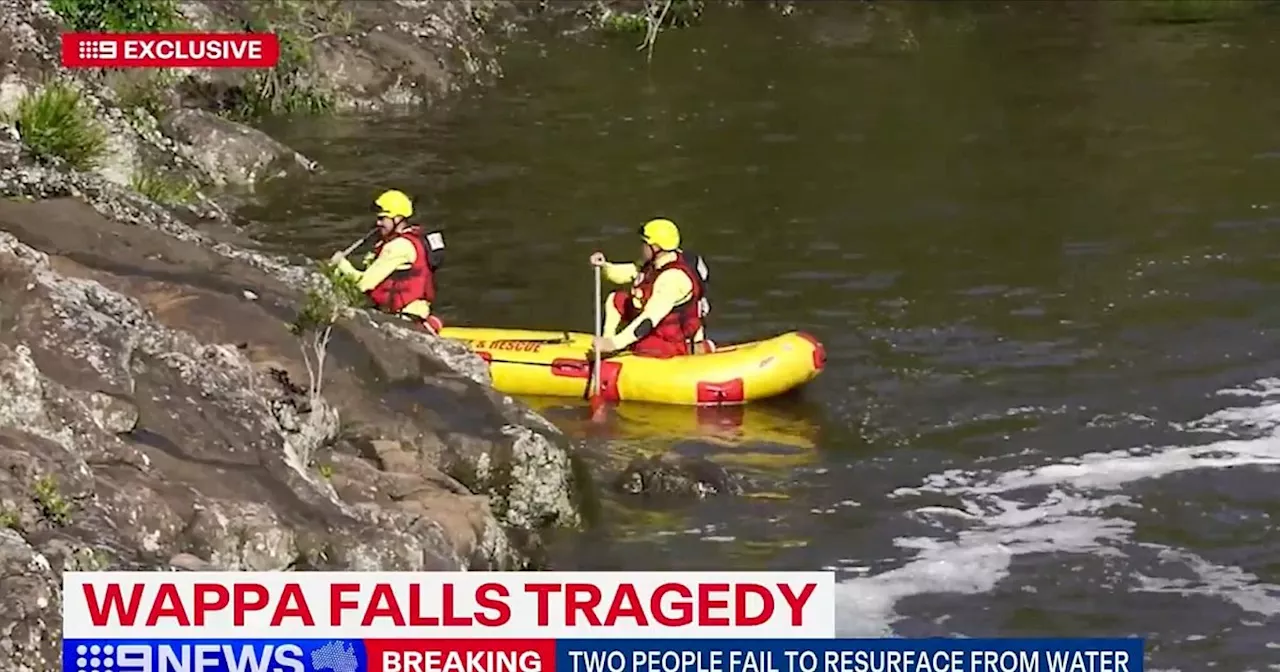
[589, 218, 714, 358]
[329, 189, 445, 333]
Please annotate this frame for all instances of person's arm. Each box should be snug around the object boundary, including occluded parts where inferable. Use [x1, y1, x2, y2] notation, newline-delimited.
[603, 261, 639, 285]
[351, 238, 417, 292]
[334, 257, 362, 280]
[611, 269, 693, 350]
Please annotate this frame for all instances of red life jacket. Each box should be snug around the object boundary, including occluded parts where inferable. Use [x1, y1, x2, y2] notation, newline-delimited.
[621, 251, 710, 355]
[366, 226, 437, 313]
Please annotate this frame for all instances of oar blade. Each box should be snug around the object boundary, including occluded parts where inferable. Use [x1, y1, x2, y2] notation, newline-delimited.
[589, 394, 608, 422]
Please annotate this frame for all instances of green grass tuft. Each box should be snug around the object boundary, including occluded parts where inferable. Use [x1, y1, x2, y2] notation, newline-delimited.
[222, 1, 341, 121]
[599, 8, 650, 33]
[33, 474, 72, 527]
[8, 82, 108, 171]
[49, 0, 184, 32]
[131, 166, 198, 206]
[234, 31, 332, 120]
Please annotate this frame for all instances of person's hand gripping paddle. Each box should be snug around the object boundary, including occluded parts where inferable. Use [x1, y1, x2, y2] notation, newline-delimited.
[329, 229, 377, 266]
[589, 262, 608, 422]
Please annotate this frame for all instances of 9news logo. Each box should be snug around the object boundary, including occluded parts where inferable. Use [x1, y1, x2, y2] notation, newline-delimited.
[65, 641, 350, 672]
[72, 644, 121, 672]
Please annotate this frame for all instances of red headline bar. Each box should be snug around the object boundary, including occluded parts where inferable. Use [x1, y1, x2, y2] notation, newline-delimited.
[80, 580, 818, 628]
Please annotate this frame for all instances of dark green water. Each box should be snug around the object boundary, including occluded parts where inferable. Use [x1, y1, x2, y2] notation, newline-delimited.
[246, 2, 1280, 666]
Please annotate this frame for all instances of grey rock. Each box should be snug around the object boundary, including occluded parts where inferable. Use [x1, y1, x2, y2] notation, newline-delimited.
[66, 390, 138, 434]
[0, 124, 22, 169]
[614, 453, 745, 499]
[162, 109, 317, 188]
[167, 552, 214, 571]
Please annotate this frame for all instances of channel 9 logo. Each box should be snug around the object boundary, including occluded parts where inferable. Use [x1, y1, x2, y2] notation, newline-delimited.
[66, 642, 315, 672]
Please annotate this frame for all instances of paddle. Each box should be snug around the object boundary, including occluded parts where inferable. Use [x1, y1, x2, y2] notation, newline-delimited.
[589, 263, 607, 421]
[326, 229, 377, 268]
[339, 229, 377, 258]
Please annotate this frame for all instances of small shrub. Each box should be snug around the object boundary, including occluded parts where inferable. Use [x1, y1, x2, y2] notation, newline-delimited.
[290, 263, 368, 404]
[226, 5, 337, 121]
[8, 83, 108, 171]
[0, 507, 19, 530]
[49, 0, 184, 32]
[595, 0, 705, 60]
[287, 263, 366, 468]
[238, 31, 332, 119]
[32, 474, 72, 527]
[599, 8, 649, 33]
[131, 166, 197, 206]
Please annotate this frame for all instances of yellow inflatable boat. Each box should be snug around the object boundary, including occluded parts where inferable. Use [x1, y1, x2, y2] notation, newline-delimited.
[438, 327, 826, 406]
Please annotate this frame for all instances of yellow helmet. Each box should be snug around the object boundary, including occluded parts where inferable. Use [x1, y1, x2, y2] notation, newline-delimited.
[374, 189, 413, 219]
[639, 218, 680, 251]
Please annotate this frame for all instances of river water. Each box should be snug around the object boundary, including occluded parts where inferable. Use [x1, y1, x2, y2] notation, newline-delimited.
[246, 2, 1280, 668]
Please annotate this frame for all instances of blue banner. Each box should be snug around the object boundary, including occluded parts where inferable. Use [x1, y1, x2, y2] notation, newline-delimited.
[61, 637, 1143, 672]
[554, 639, 1144, 672]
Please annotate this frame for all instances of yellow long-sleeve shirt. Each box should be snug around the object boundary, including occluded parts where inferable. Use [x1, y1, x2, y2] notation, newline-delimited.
[335, 237, 432, 319]
[602, 253, 702, 350]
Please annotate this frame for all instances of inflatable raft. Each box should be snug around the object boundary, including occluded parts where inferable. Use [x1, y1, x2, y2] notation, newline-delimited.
[438, 327, 826, 406]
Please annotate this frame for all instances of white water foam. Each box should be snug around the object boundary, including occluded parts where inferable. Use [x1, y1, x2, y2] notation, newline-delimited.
[834, 378, 1280, 637]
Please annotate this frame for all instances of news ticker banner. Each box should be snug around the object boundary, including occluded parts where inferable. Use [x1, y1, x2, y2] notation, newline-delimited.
[63, 571, 836, 638]
[60, 638, 1145, 672]
[62, 572, 1145, 672]
[61, 33, 279, 68]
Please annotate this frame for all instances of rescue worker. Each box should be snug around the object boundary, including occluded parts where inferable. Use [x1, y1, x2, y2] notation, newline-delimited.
[589, 217, 713, 358]
[329, 189, 446, 333]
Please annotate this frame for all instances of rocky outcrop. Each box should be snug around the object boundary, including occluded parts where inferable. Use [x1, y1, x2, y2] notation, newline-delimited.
[176, 0, 515, 113]
[0, 0, 521, 206]
[0, 182, 587, 671]
[0, 1, 591, 664]
[160, 109, 316, 188]
[0, 0, 282, 211]
[0, 177, 586, 545]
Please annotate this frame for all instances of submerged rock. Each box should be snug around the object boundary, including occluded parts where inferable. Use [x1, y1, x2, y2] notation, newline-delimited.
[614, 453, 744, 499]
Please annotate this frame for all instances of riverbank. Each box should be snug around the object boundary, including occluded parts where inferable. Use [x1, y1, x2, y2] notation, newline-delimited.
[0, 1, 599, 668]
